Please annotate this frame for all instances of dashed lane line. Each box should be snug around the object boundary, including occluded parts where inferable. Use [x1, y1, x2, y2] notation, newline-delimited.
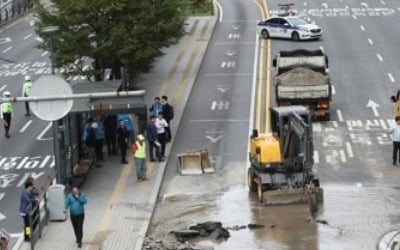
[377, 54, 383, 62]
[332, 85, 336, 95]
[346, 142, 354, 158]
[388, 73, 395, 82]
[0, 85, 7, 92]
[368, 38, 373, 45]
[23, 33, 33, 40]
[2, 46, 12, 54]
[360, 25, 365, 31]
[339, 150, 346, 162]
[20, 120, 33, 133]
[41, 51, 48, 57]
[337, 109, 344, 122]
[352, 14, 357, 20]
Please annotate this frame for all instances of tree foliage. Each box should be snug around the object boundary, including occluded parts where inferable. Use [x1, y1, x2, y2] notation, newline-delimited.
[34, 0, 187, 82]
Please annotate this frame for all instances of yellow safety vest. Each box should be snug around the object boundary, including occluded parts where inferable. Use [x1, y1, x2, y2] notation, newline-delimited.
[135, 141, 146, 159]
[23, 81, 32, 96]
[2, 102, 12, 113]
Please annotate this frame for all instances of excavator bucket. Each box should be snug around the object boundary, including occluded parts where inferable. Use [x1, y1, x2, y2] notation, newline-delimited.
[177, 149, 214, 175]
[262, 186, 323, 207]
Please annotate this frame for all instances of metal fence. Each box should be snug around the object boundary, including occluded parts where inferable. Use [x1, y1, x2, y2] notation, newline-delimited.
[27, 168, 56, 250]
[0, 0, 33, 26]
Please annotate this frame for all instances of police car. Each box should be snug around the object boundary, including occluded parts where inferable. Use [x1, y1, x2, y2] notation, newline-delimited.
[257, 15, 322, 41]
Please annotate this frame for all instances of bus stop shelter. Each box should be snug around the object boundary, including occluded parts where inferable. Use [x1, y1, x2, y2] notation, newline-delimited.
[57, 80, 147, 184]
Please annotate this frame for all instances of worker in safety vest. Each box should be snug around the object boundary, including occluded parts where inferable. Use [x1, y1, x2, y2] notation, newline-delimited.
[132, 134, 147, 181]
[1, 91, 13, 138]
[22, 75, 32, 116]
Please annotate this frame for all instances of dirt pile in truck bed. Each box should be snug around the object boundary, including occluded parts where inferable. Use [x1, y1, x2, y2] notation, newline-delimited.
[277, 67, 329, 86]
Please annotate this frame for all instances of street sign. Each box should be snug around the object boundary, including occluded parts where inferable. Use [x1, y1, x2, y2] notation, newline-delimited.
[30, 75, 73, 121]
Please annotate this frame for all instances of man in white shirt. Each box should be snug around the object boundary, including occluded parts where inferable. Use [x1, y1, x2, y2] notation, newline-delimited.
[155, 112, 168, 159]
[388, 116, 400, 165]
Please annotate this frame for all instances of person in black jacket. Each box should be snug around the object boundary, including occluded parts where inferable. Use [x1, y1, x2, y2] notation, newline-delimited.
[161, 96, 174, 142]
[145, 115, 162, 162]
[104, 115, 118, 155]
[86, 123, 100, 168]
[116, 120, 129, 164]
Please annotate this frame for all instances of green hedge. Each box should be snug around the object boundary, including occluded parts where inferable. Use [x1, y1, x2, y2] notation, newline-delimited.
[185, 0, 213, 16]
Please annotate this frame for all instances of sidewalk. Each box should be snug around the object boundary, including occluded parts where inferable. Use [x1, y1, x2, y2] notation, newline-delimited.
[19, 15, 217, 250]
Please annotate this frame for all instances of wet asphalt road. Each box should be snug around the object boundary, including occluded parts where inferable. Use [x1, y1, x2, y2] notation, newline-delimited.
[153, 0, 400, 249]
[0, 16, 56, 233]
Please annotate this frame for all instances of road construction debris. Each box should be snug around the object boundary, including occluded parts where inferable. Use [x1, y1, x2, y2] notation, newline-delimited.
[247, 223, 265, 229]
[226, 225, 247, 231]
[172, 221, 230, 243]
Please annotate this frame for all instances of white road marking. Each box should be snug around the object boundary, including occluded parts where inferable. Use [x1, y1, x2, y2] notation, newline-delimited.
[368, 38, 373, 45]
[321, 3, 328, 9]
[41, 51, 49, 57]
[346, 142, 354, 158]
[36, 122, 53, 140]
[319, 46, 324, 53]
[380, 119, 389, 129]
[367, 99, 380, 117]
[377, 54, 383, 62]
[0, 193, 5, 220]
[356, 182, 362, 187]
[20, 120, 33, 133]
[360, 25, 365, 31]
[331, 85, 336, 95]
[215, 0, 223, 22]
[337, 109, 344, 122]
[314, 151, 319, 164]
[352, 14, 357, 20]
[0, 37, 11, 44]
[304, 2, 307, 7]
[380, 0, 386, 5]
[339, 150, 346, 162]
[345, 5, 349, 9]
[35, 37, 43, 42]
[0, 85, 7, 92]
[388, 73, 395, 82]
[23, 33, 33, 40]
[2, 46, 12, 53]
[205, 135, 224, 143]
[361, 2, 369, 8]
[313, 122, 322, 132]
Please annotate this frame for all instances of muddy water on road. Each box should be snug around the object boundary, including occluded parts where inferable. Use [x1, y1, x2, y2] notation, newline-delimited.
[150, 183, 400, 250]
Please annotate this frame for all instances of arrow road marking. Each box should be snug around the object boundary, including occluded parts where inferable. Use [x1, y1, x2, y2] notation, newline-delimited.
[225, 50, 236, 56]
[36, 122, 53, 140]
[205, 135, 224, 143]
[367, 99, 380, 117]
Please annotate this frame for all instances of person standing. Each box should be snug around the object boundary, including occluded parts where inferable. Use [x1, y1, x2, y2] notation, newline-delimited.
[161, 95, 174, 142]
[145, 115, 162, 162]
[116, 120, 129, 164]
[117, 113, 134, 143]
[64, 185, 87, 248]
[149, 97, 163, 117]
[104, 115, 118, 155]
[155, 112, 168, 159]
[94, 117, 105, 160]
[19, 181, 37, 242]
[389, 116, 400, 166]
[133, 134, 147, 181]
[86, 122, 100, 168]
[1, 91, 12, 138]
[22, 76, 32, 116]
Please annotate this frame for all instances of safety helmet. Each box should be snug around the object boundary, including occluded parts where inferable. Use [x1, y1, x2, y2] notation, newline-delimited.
[25, 75, 31, 81]
[91, 122, 98, 129]
[3, 91, 10, 97]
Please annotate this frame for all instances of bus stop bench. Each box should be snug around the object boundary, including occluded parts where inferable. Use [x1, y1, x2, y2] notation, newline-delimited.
[69, 159, 93, 186]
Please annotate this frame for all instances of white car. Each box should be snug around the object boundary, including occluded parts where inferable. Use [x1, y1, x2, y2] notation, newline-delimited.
[257, 16, 322, 41]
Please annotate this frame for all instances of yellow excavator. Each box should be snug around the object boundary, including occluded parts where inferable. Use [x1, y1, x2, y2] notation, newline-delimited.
[248, 106, 323, 211]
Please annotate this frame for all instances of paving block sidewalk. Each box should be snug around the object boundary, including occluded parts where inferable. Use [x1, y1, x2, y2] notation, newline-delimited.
[19, 15, 217, 250]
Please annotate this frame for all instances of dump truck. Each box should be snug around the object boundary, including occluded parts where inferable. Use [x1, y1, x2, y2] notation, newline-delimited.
[273, 49, 331, 121]
[248, 106, 323, 212]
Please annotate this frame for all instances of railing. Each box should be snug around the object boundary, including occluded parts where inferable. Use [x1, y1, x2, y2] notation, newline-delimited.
[0, 0, 33, 27]
[27, 168, 56, 250]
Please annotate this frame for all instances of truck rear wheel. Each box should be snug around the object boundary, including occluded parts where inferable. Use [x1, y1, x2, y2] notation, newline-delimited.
[247, 170, 257, 192]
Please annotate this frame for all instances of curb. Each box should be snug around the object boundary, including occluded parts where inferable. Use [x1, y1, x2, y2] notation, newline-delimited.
[133, 4, 220, 250]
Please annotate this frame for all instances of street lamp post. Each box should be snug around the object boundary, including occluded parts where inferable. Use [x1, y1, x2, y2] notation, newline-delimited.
[42, 26, 63, 183]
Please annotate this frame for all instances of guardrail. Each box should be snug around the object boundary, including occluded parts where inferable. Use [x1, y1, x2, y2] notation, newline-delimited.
[27, 168, 56, 250]
[0, 0, 33, 27]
